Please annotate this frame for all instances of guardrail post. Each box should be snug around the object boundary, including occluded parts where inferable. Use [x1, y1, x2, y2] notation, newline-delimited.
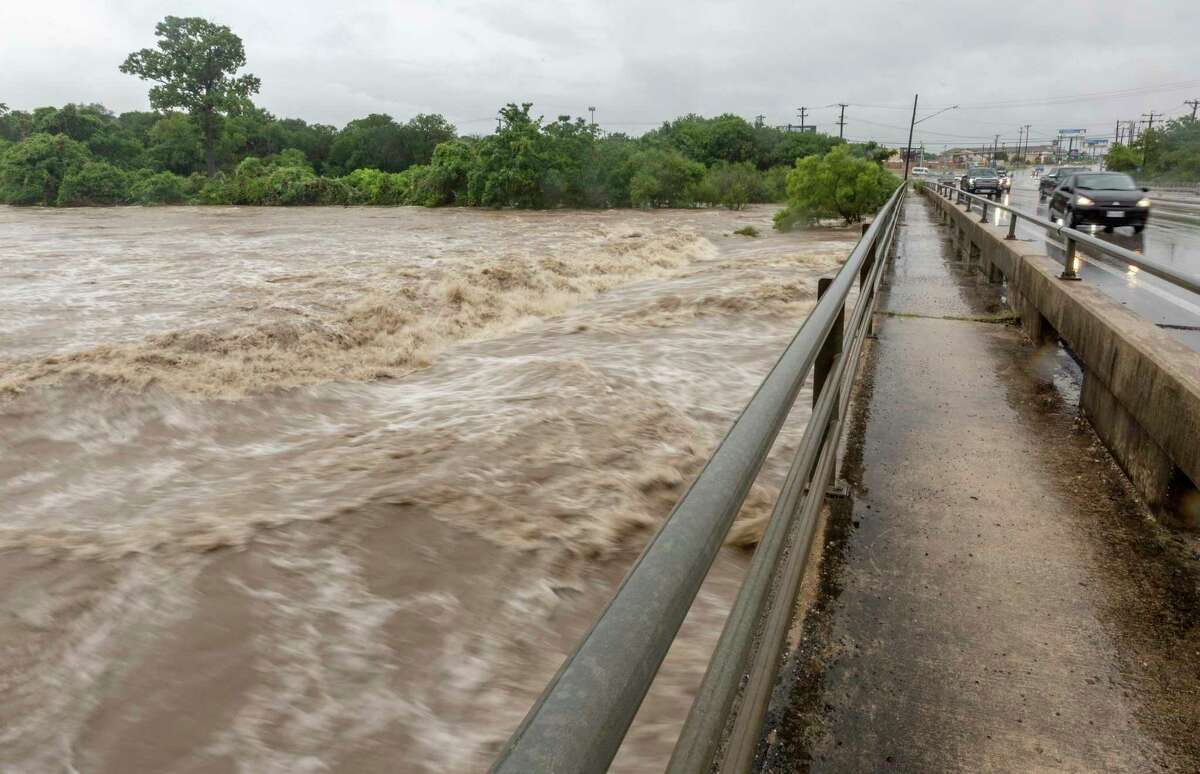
[859, 222, 874, 290]
[980, 200, 988, 223]
[1006, 213, 1018, 240]
[965, 196, 971, 213]
[813, 277, 844, 411]
[1060, 234, 1082, 281]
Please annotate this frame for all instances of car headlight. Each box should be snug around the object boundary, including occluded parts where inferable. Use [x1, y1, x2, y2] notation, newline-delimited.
[1075, 195, 1094, 206]
[1137, 198, 1151, 208]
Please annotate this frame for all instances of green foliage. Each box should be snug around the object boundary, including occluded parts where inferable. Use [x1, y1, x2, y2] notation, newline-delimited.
[6, 90, 910, 212]
[327, 113, 457, 175]
[627, 148, 705, 208]
[0, 133, 92, 205]
[128, 170, 188, 204]
[763, 166, 789, 202]
[1104, 142, 1139, 172]
[1141, 118, 1200, 180]
[418, 140, 475, 205]
[121, 16, 261, 175]
[701, 161, 767, 210]
[57, 160, 130, 205]
[146, 113, 205, 175]
[774, 145, 899, 230]
[733, 225, 760, 237]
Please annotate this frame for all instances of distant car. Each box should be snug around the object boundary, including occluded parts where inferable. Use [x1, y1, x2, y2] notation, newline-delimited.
[996, 168, 1012, 190]
[1047, 171, 1150, 233]
[939, 172, 959, 187]
[912, 166, 930, 177]
[961, 166, 1000, 197]
[1038, 166, 1088, 200]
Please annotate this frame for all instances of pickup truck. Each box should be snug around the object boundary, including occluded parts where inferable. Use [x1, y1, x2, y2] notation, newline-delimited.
[961, 167, 1000, 197]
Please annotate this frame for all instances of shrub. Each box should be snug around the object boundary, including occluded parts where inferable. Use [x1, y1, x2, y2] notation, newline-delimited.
[129, 170, 188, 204]
[703, 161, 766, 210]
[774, 145, 899, 230]
[57, 160, 130, 205]
[733, 225, 760, 237]
[0, 133, 92, 205]
[626, 148, 705, 208]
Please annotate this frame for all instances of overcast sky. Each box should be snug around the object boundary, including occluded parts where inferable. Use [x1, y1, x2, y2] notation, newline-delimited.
[2, 0, 1197, 150]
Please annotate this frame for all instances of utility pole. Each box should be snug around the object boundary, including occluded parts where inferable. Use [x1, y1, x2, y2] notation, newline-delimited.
[1141, 111, 1161, 168]
[991, 134, 999, 165]
[1114, 120, 1121, 145]
[588, 106, 596, 130]
[796, 106, 808, 132]
[1188, 99, 1200, 121]
[754, 114, 765, 129]
[835, 103, 847, 139]
[903, 94, 918, 182]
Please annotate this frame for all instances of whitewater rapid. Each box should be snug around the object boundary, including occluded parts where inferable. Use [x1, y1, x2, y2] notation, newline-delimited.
[0, 204, 856, 772]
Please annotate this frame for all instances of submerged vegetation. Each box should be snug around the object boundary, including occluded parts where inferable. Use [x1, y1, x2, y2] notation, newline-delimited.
[0, 15, 899, 216]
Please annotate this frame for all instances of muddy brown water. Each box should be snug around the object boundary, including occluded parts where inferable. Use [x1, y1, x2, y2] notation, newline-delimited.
[0, 204, 857, 772]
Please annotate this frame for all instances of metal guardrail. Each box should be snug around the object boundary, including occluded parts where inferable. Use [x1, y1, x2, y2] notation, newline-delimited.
[490, 184, 906, 774]
[930, 182, 1200, 296]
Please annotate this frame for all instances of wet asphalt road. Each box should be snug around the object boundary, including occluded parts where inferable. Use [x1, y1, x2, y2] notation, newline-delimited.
[762, 194, 1200, 773]
[972, 171, 1200, 350]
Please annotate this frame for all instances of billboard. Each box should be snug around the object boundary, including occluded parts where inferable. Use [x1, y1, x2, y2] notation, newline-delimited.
[1058, 128, 1086, 135]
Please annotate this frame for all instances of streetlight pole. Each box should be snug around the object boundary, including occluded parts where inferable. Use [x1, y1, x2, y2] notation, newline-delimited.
[904, 94, 918, 181]
[588, 106, 596, 131]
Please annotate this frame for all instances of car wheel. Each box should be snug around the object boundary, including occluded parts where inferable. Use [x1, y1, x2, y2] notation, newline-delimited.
[1067, 209, 1081, 229]
[1133, 224, 1145, 234]
[1103, 225, 1114, 233]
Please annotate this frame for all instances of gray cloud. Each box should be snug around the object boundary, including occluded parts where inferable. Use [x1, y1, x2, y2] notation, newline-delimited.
[1, 0, 1196, 147]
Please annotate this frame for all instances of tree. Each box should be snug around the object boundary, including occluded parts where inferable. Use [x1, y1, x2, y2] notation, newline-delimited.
[774, 145, 899, 230]
[146, 114, 205, 175]
[0, 133, 92, 205]
[1104, 142, 1140, 173]
[121, 16, 261, 177]
[57, 160, 130, 205]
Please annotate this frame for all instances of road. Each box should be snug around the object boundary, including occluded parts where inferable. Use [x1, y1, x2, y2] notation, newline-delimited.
[981, 170, 1200, 350]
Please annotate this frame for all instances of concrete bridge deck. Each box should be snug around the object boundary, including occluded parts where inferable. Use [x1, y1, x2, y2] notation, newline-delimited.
[764, 194, 1200, 772]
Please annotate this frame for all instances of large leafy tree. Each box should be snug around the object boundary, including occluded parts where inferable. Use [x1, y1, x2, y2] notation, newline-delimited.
[774, 144, 899, 229]
[120, 16, 260, 177]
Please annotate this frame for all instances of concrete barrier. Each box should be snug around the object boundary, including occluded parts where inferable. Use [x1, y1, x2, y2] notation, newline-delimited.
[922, 186, 1200, 522]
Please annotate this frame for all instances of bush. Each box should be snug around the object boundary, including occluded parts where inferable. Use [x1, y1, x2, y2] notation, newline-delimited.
[763, 166, 789, 203]
[733, 225, 760, 237]
[0, 133, 92, 205]
[129, 170, 188, 204]
[57, 160, 130, 205]
[626, 148, 705, 208]
[774, 145, 899, 230]
[702, 161, 766, 210]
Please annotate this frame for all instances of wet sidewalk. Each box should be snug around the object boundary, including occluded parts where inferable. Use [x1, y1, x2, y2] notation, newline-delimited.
[765, 194, 1200, 772]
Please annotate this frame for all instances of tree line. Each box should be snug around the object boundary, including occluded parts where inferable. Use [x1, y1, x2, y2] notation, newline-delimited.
[0, 15, 899, 219]
[1104, 116, 1200, 182]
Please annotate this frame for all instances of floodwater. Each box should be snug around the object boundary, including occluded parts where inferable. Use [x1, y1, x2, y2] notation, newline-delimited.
[0, 204, 857, 772]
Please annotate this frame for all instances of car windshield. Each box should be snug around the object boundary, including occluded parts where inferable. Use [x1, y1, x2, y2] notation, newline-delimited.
[1074, 172, 1137, 191]
[969, 168, 997, 178]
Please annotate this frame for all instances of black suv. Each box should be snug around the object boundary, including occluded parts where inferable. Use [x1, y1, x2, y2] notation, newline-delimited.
[1038, 166, 1088, 200]
[960, 167, 1000, 197]
[1047, 172, 1150, 233]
